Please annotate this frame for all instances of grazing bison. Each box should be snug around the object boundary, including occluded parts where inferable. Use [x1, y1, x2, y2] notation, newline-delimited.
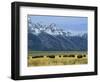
[63, 55, 75, 57]
[77, 55, 83, 58]
[32, 56, 43, 58]
[68, 54, 75, 57]
[47, 55, 55, 58]
[63, 55, 68, 57]
[83, 55, 86, 57]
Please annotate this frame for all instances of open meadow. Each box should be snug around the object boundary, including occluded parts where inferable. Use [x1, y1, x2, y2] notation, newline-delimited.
[28, 51, 88, 66]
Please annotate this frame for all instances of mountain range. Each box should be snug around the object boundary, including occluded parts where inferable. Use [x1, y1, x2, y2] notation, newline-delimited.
[28, 32, 87, 51]
[28, 22, 87, 51]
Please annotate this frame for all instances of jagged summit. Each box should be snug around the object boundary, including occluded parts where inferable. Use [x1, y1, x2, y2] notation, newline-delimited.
[28, 17, 71, 36]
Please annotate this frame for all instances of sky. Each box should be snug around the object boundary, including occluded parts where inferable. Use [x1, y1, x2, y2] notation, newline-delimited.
[28, 15, 88, 35]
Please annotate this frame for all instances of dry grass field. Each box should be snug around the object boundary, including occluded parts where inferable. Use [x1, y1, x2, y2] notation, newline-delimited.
[28, 51, 88, 66]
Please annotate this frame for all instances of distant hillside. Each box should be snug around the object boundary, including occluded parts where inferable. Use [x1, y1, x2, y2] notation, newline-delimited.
[28, 32, 87, 51]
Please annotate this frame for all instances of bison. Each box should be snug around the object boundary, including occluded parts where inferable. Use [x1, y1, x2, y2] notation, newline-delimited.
[83, 55, 86, 57]
[63, 55, 68, 57]
[68, 54, 75, 57]
[77, 55, 83, 58]
[47, 55, 55, 58]
[32, 56, 43, 58]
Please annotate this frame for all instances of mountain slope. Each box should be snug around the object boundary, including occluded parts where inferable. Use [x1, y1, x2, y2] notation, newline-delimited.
[28, 32, 87, 51]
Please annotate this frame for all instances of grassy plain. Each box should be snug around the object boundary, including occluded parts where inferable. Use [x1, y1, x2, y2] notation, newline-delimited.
[28, 51, 88, 66]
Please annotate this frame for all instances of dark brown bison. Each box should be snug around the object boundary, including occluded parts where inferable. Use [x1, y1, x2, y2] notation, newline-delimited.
[63, 55, 68, 57]
[77, 55, 83, 58]
[32, 56, 43, 58]
[68, 55, 75, 57]
[83, 55, 86, 57]
[47, 55, 55, 58]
